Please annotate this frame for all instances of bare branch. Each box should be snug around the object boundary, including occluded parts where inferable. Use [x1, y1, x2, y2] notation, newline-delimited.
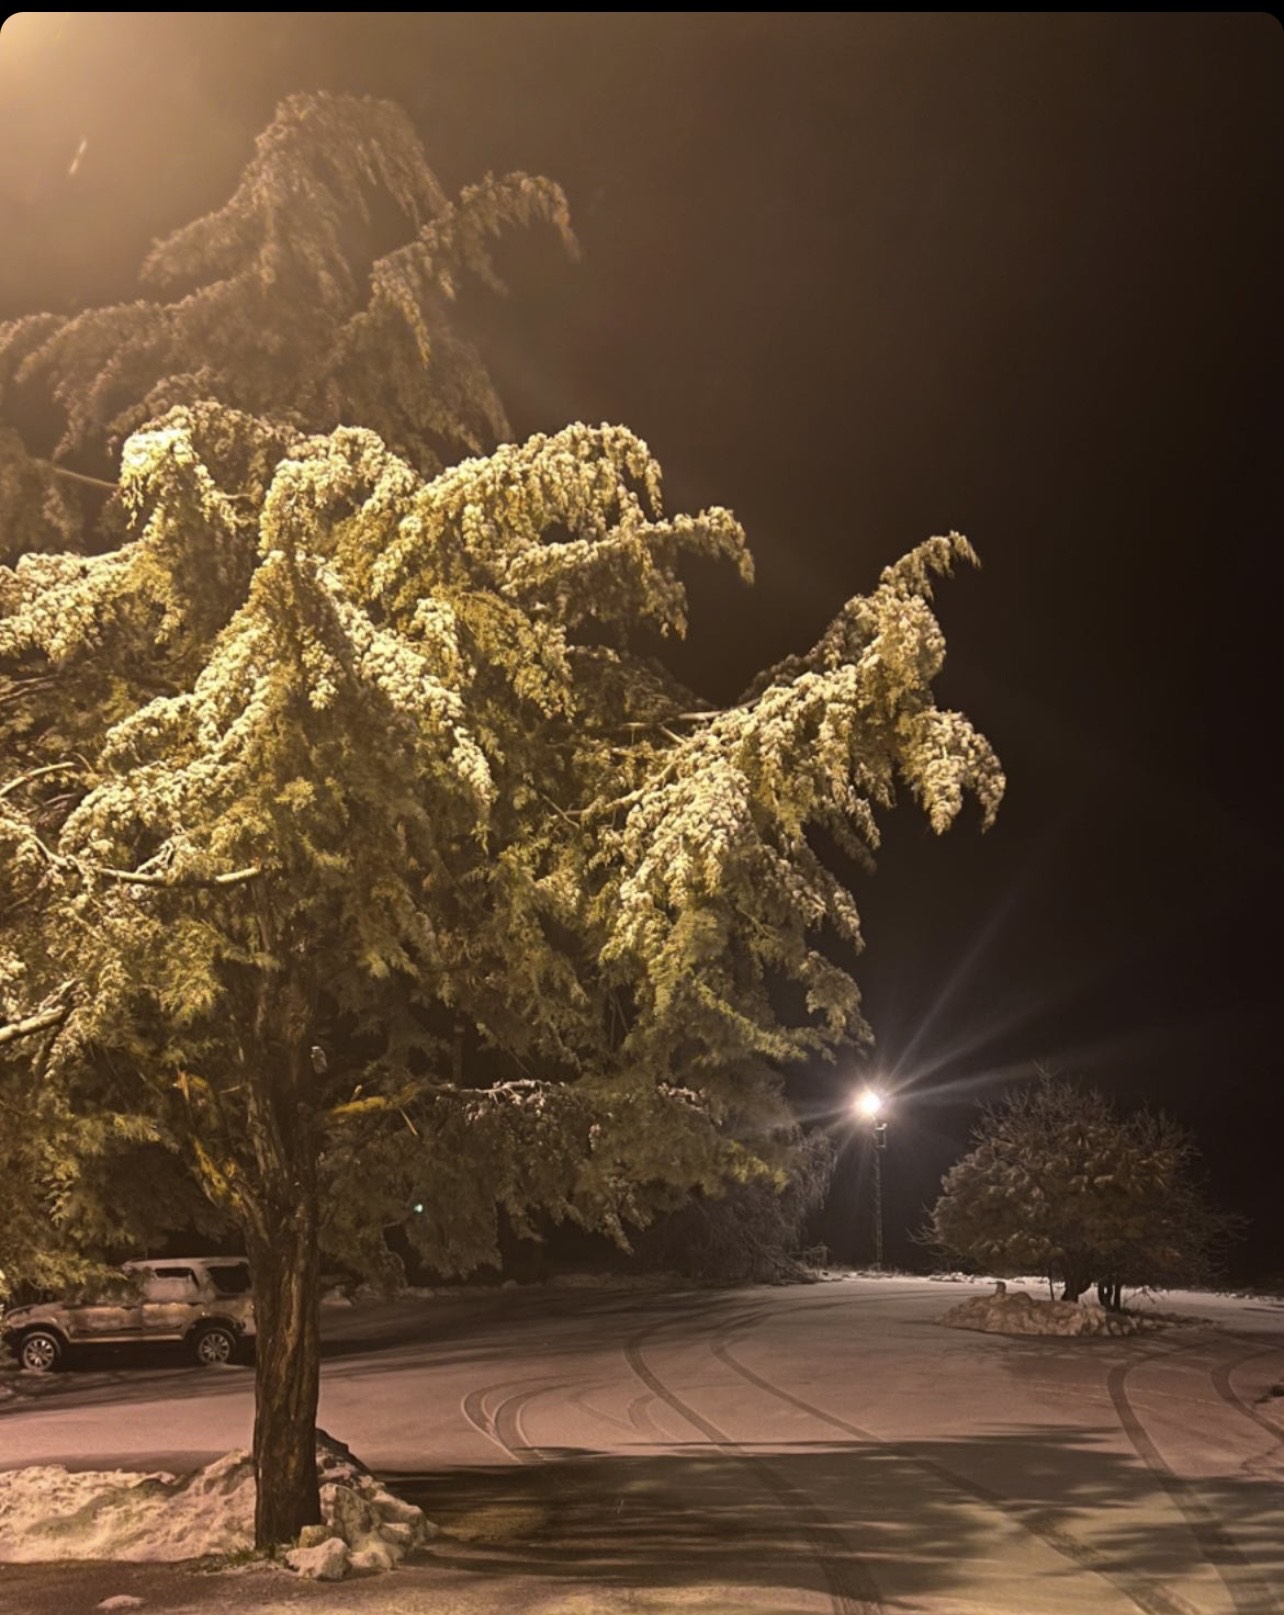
[93, 861, 263, 890]
[36, 459, 118, 494]
[23, 832, 264, 891]
[0, 761, 83, 800]
[536, 789, 577, 829]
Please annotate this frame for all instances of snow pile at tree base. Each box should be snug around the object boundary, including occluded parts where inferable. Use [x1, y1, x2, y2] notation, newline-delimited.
[940, 1284, 1151, 1337]
[0, 1430, 436, 1573]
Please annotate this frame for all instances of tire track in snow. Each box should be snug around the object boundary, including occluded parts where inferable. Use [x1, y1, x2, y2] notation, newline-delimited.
[1106, 1344, 1279, 1615]
[459, 1380, 560, 1464]
[622, 1316, 884, 1615]
[709, 1308, 1202, 1615]
[1206, 1347, 1284, 1446]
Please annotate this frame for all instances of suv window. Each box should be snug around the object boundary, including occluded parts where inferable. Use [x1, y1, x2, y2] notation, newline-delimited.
[143, 1272, 201, 1302]
[82, 1274, 143, 1304]
[206, 1262, 252, 1296]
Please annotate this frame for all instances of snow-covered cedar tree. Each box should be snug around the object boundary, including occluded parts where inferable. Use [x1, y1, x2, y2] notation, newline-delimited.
[923, 1073, 1238, 1304]
[0, 93, 1003, 1545]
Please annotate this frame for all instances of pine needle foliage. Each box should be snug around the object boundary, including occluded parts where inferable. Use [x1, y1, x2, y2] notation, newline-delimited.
[0, 92, 574, 471]
[0, 92, 1001, 1540]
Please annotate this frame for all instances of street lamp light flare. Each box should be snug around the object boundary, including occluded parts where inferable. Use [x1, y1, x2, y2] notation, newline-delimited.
[855, 1088, 884, 1119]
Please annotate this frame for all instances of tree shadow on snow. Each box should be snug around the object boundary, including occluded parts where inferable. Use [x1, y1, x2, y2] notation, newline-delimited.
[385, 1427, 1284, 1614]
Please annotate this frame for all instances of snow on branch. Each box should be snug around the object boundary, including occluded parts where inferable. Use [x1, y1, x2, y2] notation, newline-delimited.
[0, 980, 75, 1048]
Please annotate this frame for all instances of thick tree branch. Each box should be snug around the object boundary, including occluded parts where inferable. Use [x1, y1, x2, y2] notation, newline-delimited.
[94, 861, 264, 890]
[0, 981, 76, 1048]
[0, 1001, 68, 1048]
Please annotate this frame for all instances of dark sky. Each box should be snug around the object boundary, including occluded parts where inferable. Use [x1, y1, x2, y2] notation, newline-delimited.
[2, 14, 1280, 1275]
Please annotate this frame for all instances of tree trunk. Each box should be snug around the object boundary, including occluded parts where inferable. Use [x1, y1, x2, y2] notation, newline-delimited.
[237, 934, 325, 1551]
[1059, 1256, 1091, 1302]
[246, 1181, 322, 1548]
[1096, 1279, 1123, 1311]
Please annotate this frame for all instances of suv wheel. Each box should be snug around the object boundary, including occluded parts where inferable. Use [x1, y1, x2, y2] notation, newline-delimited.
[18, 1329, 63, 1372]
[192, 1324, 238, 1366]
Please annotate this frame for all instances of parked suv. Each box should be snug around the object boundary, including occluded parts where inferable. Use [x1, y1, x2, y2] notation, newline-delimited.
[1, 1257, 256, 1372]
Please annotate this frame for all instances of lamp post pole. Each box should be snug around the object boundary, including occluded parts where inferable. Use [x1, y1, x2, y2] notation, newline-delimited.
[854, 1088, 889, 1270]
[871, 1115, 887, 1269]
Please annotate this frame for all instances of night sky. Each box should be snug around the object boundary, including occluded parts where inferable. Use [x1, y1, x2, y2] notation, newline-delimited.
[2, 15, 1279, 1276]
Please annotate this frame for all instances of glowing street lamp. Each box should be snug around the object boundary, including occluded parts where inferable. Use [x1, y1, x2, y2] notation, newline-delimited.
[854, 1089, 883, 1122]
[853, 1088, 889, 1268]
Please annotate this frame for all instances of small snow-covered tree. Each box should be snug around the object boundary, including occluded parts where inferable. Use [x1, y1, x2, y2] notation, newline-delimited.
[924, 1075, 1235, 1302]
[0, 93, 1002, 1546]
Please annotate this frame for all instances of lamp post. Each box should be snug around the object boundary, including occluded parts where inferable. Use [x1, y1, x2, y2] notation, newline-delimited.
[854, 1089, 888, 1269]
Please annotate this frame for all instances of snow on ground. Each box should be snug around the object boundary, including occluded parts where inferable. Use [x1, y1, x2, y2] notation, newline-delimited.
[0, 1430, 436, 1577]
[311, 1267, 1283, 1308]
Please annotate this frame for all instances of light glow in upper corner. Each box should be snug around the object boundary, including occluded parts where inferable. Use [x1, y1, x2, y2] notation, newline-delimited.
[854, 1088, 885, 1120]
[0, 13, 69, 77]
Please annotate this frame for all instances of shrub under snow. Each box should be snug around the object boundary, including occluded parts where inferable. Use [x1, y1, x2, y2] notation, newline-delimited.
[940, 1283, 1154, 1337]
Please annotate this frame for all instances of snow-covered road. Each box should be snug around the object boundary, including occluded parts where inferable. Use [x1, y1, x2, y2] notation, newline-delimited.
[2, 1276, 1282, 1615]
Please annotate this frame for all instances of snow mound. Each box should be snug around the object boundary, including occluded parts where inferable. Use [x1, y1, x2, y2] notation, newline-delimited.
[940, 1283, 1151, 1337]
[0, 1430, 436, 1574]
